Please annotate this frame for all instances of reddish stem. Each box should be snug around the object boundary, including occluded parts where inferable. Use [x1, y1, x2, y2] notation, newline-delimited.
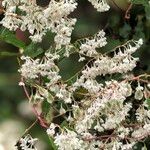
[125, 4, 133, 19]
[21, 77, 49, 128]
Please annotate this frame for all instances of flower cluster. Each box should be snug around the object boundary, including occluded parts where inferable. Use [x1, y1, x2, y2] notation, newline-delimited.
[80, 39, 143, 78]
[19, 53, 60, 84]
[79, 30, 107, 57]
[54, 129, 84, 150]
[2, 0, 150, 150]
[75, 81, 133, 133]
[15, 134, 38, 150]
[1, 0, 77, 49]
[88, 0, 110, 12]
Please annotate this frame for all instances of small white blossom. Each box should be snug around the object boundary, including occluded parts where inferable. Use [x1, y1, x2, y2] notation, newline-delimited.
[80, 30, 107, 57]
[47, 123, 57, 137]
[88, 0, 110, 12]
[59, 105, 66, 114]
[19, 55, 60, 85]
[18, 81, 25, 86]
[54, 129, 84, 150]
[132, 125, 150, 140]
[16, 134, 38, 150]
[1, 0, 77, 49]
[117, 127, 130, 139]
[135, 84, 144, 100]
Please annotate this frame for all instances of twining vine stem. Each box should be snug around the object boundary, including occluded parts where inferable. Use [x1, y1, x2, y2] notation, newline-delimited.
[21, 77, 49, 128]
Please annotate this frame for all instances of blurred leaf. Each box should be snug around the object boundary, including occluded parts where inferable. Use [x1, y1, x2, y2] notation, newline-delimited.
[42, 101, 53, 124]
[73, 19, 99, 39]
[60, 120, 68, 128]
[0, 27, 26, 48]
[133, 17, 145, 40]
[133, 142, 144, 150]
[23, 42, 44, 58]
[37, 85, 54, 104]
[145, 98, 150, 110]
[131, 0, 149, 5]
[98, 37, 121, 53]
[145, 5, 150, 20]
[108, 13, 120, 29]
[109, 0, 130, 10]
[119, 23, 132, 39]
[41, 30, 55, 50]
[58, 53, 86, 81]
[144, 138, 150, 149]
[0, 51, 19, 57]
[48, 136, 57, 150]
[142, 144, 147, 150]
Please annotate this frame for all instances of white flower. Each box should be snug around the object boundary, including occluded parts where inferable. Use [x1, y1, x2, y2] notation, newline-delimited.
[122, 143, 135, 150]
[131, 126, 150, 140]
[18, 81, 25, 86]
[80, 39, 142, 79]
[117, 127, 130, 139]
[75, 81, 132, 133]
[53, 84, 73, 103]
[78, 56, 85, 62]
[134, 84, 144, 100]
[94, 120, 104, 132]
[126, 83, 133, 97]
[17, 134, 38, 150]
[88, 0, 110, 12]
[19, 56, 40, 79]
[147, 83, 150, 88]
[54, 129, 83, 150]
[2, 0, 77, 49]
[19, 55, 60, 85]
[47, 123, 57, 137]
[59, 105, 66, 114]
[80, 30, 107, 57]
[67, 113, 74, 122]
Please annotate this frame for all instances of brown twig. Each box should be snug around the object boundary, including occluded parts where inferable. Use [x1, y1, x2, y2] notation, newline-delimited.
[22, 119, 38, 136]
[83, 132, 149, 143]
[125, 74, 150, 84]
[111, 0, 122, 10]
[32, 105, 49, 128]
[129, 74, 150, 84]
[125, 4, 133, 19]
[20, 77, 49, 128]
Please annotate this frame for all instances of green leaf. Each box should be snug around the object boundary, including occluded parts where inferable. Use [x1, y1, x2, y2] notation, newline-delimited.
[108, 13, 121, 29]
[58, 53, 86, 82]
[145, 5, 150, 20]
[145, 98, 150, 110]
[0, 51, 19, 57]
[119, 23, 132, 39]
[98, 37, 121, 54]
[60, 120, 68, 128]
[41, 30, 55, 50]
[48, 136, 58, 150]
[142, 144, 147, 150]
[42, 101, 53, 124]
[133, 142, 144, 150]
[131, 0, 149, 5]
[0, 27, 26, 48]
[133, 17, 145, 40]
[23, 42, 44, 58]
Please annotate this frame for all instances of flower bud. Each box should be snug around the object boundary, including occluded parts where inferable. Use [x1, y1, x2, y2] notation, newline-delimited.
[134, 84, 144, 100]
